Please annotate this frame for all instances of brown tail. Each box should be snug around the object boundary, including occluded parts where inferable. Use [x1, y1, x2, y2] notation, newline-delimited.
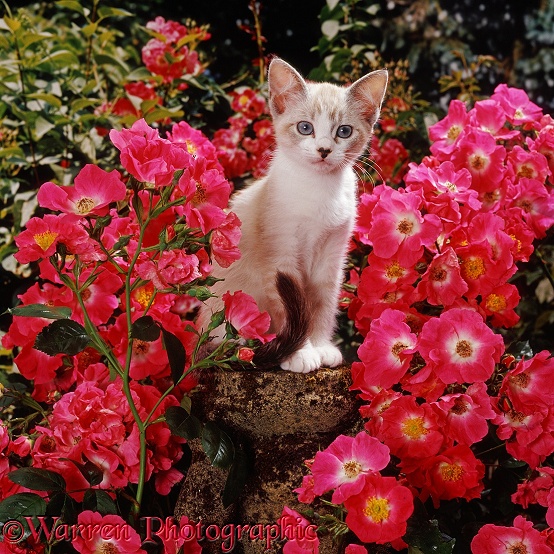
[253, 272, 310, 368]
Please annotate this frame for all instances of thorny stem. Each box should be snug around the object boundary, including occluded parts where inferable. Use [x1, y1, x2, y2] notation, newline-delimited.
[119, 187, 193, 520]
[121, 194, 156, 522]
[248, 1, 266, 85]
[84, 0, 99, 82]
[59, 263, 124, 377]
[8, 12, 40, 187]
[535, 246, 554, 296]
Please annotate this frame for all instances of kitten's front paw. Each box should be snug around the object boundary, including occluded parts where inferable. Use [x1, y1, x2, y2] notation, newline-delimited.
[316, 344, 343, 368]
[281, 347, 321, 373]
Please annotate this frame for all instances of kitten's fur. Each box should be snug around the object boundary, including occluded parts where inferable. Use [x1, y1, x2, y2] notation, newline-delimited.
[198, 58, 388, 373]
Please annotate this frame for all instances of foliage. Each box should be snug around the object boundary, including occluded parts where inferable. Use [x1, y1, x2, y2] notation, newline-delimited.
[311, 0, 554, 112]
[0, 1, 224, 280]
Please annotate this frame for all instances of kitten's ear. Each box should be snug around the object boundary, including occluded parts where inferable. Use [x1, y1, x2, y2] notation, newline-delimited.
[268, 58, 307, 116]
[348, 69, 388, 126]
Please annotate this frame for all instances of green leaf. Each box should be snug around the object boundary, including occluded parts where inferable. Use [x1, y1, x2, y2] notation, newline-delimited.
[3, 16, 21, 33]
[0, 493, 46, 524]
[321, 19, 340, 39]
[507, 340, 533, 361]
[501, 458, 528, 469]
[21, 32, 53, 49]
[126, 67, 155, 81]
[208, 310, 226, 332]
[112, 234, 132, 251]
[8, 468, 66, 492]
[45, 491, 78, 521]
[222, 448, 249, 508]
[94, 53, 129, 73]
[39, 50, 80, 68]
[8, 304, 71, 320]
[34, 319, 91, 356]
[201, 422, 235, 470]
[82, 22, 99, 38]
[144, 107, 184, 124]
[27, 93, 62, 108]
[161, 328, 186, 384]
[56, 0, 86, 15]
[82, 490, 117, 515]
[0, 146, 25, 159]
[165, 406, 203, 440]
[97, 6, 133, 18]
[131, 316, 160, 341]
[64, 458, 104, 487]
[70, 98, 99, 112]
[405, 499, 455, 554]
[34, 117, 55, 140]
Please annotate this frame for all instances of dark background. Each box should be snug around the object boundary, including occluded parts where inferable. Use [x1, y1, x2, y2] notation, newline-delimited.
[7, 0, 551, 108]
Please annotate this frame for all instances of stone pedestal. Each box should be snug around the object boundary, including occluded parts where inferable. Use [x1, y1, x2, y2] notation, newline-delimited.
[175, 366, 361, 553]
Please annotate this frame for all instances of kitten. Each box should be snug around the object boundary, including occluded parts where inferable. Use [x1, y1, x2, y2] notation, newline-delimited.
[198, 57, 388, 373]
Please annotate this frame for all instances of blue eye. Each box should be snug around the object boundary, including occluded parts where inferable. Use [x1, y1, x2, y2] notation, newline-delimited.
[297, 121, 314, 135]
[337, 125, 353, 138]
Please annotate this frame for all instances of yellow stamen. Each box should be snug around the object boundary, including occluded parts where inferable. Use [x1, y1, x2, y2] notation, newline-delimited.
[385, 261, 405, 279]
[33, 230, 58, 251]
[462, 257, 486, 280]
[363, 497, 390, 523]
[343, 461, 362, 479]
[401, 417, 428, 440]
[485, 293, 507, 312]
[76, 197, 95, 214]
[440, 463, 463, 482]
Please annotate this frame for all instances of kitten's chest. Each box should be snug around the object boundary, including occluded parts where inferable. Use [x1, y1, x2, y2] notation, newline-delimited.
[275, 185, 356, 271]
[254, 164, 358, 271]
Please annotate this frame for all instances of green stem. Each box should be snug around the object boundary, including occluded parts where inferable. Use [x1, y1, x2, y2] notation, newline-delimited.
[9, 15, 40, 187]
[122, 192, 156, 520]
[84, 0, 99, 82]
[248, 0, 266, 85]
[60, 265, 124, 376]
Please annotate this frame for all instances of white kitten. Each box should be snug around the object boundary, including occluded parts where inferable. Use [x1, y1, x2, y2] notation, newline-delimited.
[198, 58, 388, 373]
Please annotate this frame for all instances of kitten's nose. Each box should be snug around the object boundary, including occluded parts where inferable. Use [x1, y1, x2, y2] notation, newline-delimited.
[318, 147, 331, 159]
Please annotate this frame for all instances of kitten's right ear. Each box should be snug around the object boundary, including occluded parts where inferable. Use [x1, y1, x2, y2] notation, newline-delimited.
[268, 58, 307, 116]
[348, 69, 389, 127]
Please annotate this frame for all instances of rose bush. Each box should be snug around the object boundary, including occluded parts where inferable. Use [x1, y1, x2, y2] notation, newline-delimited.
[0, 115, 273, 553]
[290, 82, 554, 552]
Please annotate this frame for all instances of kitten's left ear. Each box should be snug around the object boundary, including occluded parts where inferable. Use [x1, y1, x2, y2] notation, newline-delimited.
[348, 69, 389, 126]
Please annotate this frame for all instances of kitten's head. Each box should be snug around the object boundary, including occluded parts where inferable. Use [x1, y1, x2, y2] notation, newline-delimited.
[268, 58, 388, 174]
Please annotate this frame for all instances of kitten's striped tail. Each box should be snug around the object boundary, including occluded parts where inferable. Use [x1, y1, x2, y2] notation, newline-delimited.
[253, 272, 310, 368]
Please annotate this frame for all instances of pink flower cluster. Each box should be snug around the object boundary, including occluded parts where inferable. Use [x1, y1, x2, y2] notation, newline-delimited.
[368, 135, 410, 186]
[31, 380, 186, 500]
[95, 18, 212, 130]
[3, 119, 240, 397]
[471, 515, 553, 553]
[142, 17, 209, 83]
[301, 84, 554, 549]
[295, 431, 413, 549]
[0, 118, 280, 513]
[212, 87, 275, 179]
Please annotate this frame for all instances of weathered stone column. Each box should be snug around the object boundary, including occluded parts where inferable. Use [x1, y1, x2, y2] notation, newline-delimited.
[175, 366, 361, 553]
